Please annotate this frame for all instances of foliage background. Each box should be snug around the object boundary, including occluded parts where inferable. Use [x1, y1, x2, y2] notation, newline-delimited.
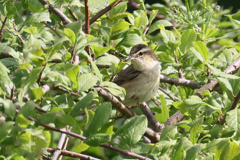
[1, 0, 240, 159]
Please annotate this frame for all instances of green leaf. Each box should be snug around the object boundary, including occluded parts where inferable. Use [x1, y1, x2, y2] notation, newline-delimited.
[64, 28, 76, 45]
[78, 73, 98, 91]
[148, 20, 172, 34]
[101, 81, 125, 101]
[207, 63, 240, 79]
[37, 112, 57, 124]
[85, 102, 112, 136]
[70, 92, 94, 117]
[66, 65, 80, 88]
[85, 133, 111, 146]
[109, 1, 127, 16]
[186, 144, 205, 160]
[71, 143, 89, 153]
[31, 87, 43, 100]
[83, 52, 103, 80]
[112, 19, 131, 33]
[0, 122, 14, 143]
[192, 41, 211, 60]
[91, 45, 111, 58]
[217, 77, 233, 92]
[172, 101, 188, 116]
[26, 11, 51, 24]
[149, 10, 158, 24]
[179, 29, 197, 54]
[226, 109, 240, 132]
[89, 0, 108, 13]
[190, 47, 204, 62]
[0, 61, 11, 84]
[1, 99, 16, 119]
[117, 34, 143, 47]
[96, 54, 120, 66]
[220, 141, 240, 160]
[27, 0, 43, 12]
[160, 125, 178, 141]
[155, 94, 169, 123]
[5, 2, 17, 18]
[161, 29, 176, 44]
[114, 115, 147, 147]
[17, 114, 30, 128]
[190, 117, 203, 144]
[17, 101, 36, 118]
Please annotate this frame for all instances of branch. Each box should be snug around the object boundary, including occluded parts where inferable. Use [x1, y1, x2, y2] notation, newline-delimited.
[13, 23, 25, 45]
[139, 102, 164, 132]
[89, 0, 123, 25]
[174, 53, 184, 79]
[167, 56, 240, 126]
[47, 148, 101, 160]
[28, 116, 152, 160]
[52, 133, 67, 160]
[84, 0, 90, 34]
[38, 0, 72, 24]
[0, 17, 7, 43]
[217, 90, 240, 125]
[159, 87, 176, 101]
[160, 74, 201, 89]
[95, 87, 134, 118]
[68, 7, 78, 21]
[41, 22, 62, 37]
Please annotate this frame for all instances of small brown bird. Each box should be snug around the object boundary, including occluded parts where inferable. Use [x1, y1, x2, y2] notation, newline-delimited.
[114, 44, 161, 106]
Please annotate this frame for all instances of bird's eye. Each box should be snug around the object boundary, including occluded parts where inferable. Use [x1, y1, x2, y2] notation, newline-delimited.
[139, 52, 144, 56]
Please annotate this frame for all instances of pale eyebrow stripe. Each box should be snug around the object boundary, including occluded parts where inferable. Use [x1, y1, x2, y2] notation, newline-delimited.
[138, 47, 152, 53]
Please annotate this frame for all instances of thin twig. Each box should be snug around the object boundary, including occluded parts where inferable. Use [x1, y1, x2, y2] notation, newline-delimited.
[217, 90, 240, 125]
[37, 63, 47, 84]
[89, 0, 123, 25]
[39, 0, 72, 24]
[47, 148, 101, 160]
[0, 17, 7, 43]
[28, 116, 152, 160]
[41, 22, 62, 37]
[174, 52, 184, 79]
[159, 87, 176, 101]
[52, 133, 67, 160]
[59, 126, 70, 160]
[68, 7, 78, 21]
[13, 23, 25, 45]
[167, 56, 240, 126]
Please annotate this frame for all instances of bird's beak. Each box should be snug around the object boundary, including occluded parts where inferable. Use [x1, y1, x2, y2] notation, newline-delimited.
[124, 55, 137, 61]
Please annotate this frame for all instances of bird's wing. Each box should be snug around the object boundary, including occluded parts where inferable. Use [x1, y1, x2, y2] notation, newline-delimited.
[113, 64, 141, 86]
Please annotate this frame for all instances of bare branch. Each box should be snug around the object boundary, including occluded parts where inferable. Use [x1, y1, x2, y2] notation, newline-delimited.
[167, 56, 240, 126]
[52, 133, 67, 160]
[95, 87, 134, 118]
[217, 90, 240, 125]
[160, 74, 201, 89]
[159, 87, 176, 101]
[47, 148, 101, 160]
[0, 17, 7, 43]
[39, 0, 72, 24]
[28, 116, 152, 160]
[89, 0, 123, 25]
[140, 102, 164, 132]
[68, 7, 78, 21]
[41, 22, 62, 37]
